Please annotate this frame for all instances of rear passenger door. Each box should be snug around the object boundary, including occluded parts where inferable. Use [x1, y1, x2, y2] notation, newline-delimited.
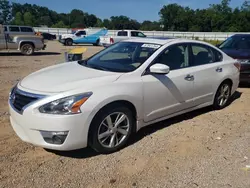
[190, 43, 224, 105]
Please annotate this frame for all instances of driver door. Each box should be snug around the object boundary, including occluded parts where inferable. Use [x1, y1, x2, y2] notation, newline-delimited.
[74, 31, 87, 42]
[142, 43, 195, 122]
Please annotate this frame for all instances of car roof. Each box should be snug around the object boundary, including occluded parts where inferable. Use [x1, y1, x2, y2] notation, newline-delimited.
[232, 34, 250, 37]
[124, 38, 211, 45]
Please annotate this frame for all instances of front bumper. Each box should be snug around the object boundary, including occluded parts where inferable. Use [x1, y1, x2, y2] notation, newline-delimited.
[59, 39, 65, 44]
[9, 100, 91, 151]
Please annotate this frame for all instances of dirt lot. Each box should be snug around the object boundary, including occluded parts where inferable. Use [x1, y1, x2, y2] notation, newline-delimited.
[0, 41, 250, 188]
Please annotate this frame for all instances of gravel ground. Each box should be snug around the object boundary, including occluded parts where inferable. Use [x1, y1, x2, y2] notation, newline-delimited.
[0, 41, 250, 188]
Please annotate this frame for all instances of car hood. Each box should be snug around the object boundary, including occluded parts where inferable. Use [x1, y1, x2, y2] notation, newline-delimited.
[60, 34, 74, 39]
[20, 62, 123, 93]
[221, 49, 250, 59]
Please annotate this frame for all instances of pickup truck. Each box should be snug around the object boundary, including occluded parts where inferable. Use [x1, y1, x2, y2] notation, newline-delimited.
[100, 30, 147, 47]
[59, 28, 108, 46]
[0, 25, 46, 55]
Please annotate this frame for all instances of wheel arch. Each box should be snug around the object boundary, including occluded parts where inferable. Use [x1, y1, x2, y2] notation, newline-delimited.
[19, 41, 35, 50]
[87, 99, 139, 144]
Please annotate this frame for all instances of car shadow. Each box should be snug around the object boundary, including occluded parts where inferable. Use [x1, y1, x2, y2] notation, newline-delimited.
[0, 52, 61, 56]
[49, 91, 241, 159]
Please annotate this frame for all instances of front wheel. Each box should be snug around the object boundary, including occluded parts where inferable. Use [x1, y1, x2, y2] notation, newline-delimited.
[89, 105, 134, 153]
[65, 39, 73, 46]
[213, 81, 232, 110]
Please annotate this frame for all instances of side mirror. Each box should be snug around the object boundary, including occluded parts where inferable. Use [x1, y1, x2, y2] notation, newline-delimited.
[149, 63, 170, 74]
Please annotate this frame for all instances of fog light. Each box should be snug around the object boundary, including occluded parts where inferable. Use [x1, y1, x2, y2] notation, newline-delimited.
[40, 131, 69, 145]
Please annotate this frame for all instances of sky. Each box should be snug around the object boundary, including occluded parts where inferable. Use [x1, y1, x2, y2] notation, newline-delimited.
[11, 0, 245, 22]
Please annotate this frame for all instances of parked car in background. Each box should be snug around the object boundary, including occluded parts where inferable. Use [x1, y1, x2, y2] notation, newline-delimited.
[59, 28, 108, 46]
[219, 34, 250, 83]
[9, 38, 239, 153]
[0, 25, 46, 55]
[100, 30, 146, 47]
[41, 32, 56, 40]
[4, 25, 35, 37]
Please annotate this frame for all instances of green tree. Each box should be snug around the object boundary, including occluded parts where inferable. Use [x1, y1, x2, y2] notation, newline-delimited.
[95, 18, 103, 27]
[51, 20, 67, 28]
[13, 12, 24, 25]
[0, 0, 12, 24]
[103, 19, 111, 28]
[23, 12, 34, 26]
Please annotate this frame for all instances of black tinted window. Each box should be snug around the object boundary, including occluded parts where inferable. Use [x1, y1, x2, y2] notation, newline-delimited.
[191, 44, 214, 66]
[75, 31, 86, 36]
[20, 27, 33, 32]
[155, 44, 190, 70]
[131, 32, 146, 37]
[117, 31, 128, 36]
[9, 27, 20, 32]
[213, 49, 223, 62]
[4, 26, 7, 31]
[235, 37, 250, 50]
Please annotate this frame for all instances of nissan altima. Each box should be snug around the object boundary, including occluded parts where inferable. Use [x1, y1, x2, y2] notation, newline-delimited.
[9, 38, 240, 153]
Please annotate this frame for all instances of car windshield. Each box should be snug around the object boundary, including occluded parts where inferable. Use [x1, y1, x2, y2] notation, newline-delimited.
[79, 42, 161, 72]
[219, 37, 236, 49]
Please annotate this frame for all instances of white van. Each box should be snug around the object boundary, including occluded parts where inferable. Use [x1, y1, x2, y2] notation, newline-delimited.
[4, 25, 35, 36]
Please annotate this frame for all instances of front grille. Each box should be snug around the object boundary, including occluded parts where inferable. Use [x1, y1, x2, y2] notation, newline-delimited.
[13, 92, 38, 112]
[10, 88, 44, 113]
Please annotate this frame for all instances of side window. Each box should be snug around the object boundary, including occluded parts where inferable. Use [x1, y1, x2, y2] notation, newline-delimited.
[155, 44, 189, 70]
[9, 27, 20, 32]
[117, 31, 128, 36]
[191, 44, 214, 66]
[80, 31, 86, 35]
[20, 27, 33, 32]
[138, 32, 146, 37]
[235, 37, 250, 50]
[131, 32, 146, 37]
[213, 49, 223, 62]
[4, 26, 7, 31]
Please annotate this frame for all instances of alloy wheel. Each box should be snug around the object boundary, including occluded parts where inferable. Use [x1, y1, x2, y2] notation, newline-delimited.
[217, 84, 230, 107]
[97, 112, 130, 148]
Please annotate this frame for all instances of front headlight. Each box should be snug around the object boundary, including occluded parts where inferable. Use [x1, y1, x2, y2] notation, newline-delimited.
[39, 92, 92, 115]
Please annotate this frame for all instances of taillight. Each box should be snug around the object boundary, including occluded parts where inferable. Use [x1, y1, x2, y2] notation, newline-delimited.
[234, 62, 241, 71]
[110, 37, 114, 44]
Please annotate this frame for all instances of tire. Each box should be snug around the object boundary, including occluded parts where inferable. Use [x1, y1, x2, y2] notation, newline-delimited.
[65, 38, 73, 46]
[88, 105, 135, 153]
[93, 39, 100, 46]
[213, 81, 232, 110]
[20, 43, 34, 55]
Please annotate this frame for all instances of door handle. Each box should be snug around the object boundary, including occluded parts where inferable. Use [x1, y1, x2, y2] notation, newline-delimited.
[216, 67, 223, 72]
[185, 74, 194, 81]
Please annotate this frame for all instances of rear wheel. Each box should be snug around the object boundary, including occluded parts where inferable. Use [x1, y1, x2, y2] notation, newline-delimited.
[65, 38, 73, 46]
[20, 43, 34, 55]
[213, 81, 232, 110]
[89, 105, 134, 153]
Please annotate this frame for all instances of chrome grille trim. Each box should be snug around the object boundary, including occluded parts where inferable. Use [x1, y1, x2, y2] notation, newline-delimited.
[9, 87, 46, 114]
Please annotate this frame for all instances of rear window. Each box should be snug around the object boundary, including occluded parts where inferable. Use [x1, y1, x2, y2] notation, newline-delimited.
[20, 27, 33, 32]
[9, 27, 20, 32]
[117, 31, 128, 36]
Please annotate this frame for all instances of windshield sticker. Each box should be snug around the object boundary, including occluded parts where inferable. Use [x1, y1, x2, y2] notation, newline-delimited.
[141, 44, 161, 49]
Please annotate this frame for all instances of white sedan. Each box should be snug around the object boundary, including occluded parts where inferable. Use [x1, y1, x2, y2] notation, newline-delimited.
[9, 38, 240, 153]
